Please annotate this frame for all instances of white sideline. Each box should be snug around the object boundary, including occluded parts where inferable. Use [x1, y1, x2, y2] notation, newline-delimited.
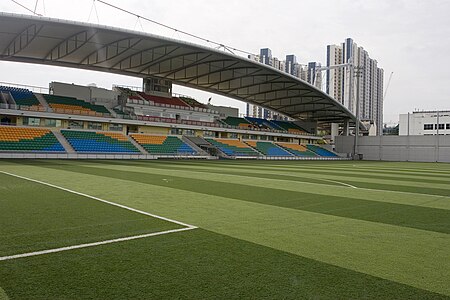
[0, 171, 197, 229]
[0, 227, 195, 262]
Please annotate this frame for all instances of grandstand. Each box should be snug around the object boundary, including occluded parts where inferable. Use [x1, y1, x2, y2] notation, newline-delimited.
[0, 13, 351, 161]
[0, 79, 342, 160]
[0, 78, 344, 160]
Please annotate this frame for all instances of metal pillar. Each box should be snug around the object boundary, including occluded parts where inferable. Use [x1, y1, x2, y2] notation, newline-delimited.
[352, 63, 363, 160]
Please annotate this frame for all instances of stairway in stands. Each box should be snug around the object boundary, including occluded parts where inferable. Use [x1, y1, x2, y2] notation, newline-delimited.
[182, 136, 209, 156]
[52, 130, 75, 154]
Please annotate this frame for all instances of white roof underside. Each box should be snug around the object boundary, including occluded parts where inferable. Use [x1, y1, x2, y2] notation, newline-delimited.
[0, 12, 359, 124]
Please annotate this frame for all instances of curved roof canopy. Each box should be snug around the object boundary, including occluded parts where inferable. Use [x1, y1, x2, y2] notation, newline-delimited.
[0, 12, 358, 124]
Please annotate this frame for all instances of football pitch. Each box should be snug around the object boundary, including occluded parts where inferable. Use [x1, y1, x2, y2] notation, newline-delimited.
[0, 159, 449, 299]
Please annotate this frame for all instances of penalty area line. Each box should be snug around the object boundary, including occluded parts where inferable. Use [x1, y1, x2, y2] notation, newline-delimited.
[0, 227, 196, 262]
[0, 171, 197, 229]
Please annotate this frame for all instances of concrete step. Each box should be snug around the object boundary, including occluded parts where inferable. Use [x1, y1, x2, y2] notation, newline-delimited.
[34, 93, 50, 109]
[273, 142, 295, 156]
[52, 129, 75, 154]
[1, 92, 16, 105]
[105, 107, 117, 118]
[182, 136, 209, 156]
[127, 135, 148, 154]
[242, 141, 265, 156]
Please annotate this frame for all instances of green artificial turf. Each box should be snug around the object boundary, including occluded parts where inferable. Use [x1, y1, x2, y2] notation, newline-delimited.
[0, 172, 181, 256]
[0, 229, 447, 299]
[25, 161, 450, 233]
[0, 160, 449, 299]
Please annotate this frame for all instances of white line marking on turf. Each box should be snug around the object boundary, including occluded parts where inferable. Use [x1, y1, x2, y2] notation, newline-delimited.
[0, 171, 197, 229]
[317, 178, 358, 189]
[0, 227, 195, 262]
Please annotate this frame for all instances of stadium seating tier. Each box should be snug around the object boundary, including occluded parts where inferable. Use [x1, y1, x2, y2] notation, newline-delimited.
[222, 117, 253, 128]
[44, 95, 110, 115]
[245, 141, 293, 156]
[138, 93, 190, 108]
[131, 134, 196, 155]
[206, 138, 258, 156]
[276, 143, 317, 157]
[0, 126, 64, 152]
[306, 144, 338, 157]
[270, 120, 307, 133]
[61, 130, 139, 153]
[0, 86, 40, 107]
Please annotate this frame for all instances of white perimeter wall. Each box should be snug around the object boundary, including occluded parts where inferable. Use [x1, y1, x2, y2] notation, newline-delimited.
[336, 135, 450, 162]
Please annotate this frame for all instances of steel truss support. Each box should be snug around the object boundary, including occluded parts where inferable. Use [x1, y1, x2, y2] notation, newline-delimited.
[80, 37, 143, 65]
[3, 24, 43, 57]
[46, 30, 97, 61]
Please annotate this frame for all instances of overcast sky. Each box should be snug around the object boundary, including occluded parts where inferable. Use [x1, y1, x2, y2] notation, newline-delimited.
[1, 0, 449, 124]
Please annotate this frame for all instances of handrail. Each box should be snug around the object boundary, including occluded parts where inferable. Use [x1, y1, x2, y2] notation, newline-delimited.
[0, 82, 49, 94]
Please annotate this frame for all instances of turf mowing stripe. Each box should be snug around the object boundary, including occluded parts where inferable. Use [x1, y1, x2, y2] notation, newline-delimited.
[93, 160, 450, 199]
[154, 162, 450, 196]
[171, 160, 450, 183]
[0, 171, 197, 229]
[28, 163, 450, 234]
[1, 229, 447, 299]
[167, 161, 450, 186]
[0, 227, 195, 262]
[50, 160, 450, 211]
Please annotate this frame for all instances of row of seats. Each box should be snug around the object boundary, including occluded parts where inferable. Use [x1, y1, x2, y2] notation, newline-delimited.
[245, 141, 293, 156]
[131, 134, 196, 155]
[206, 138, 258, 156]
[276, 143, 317, 157]
[220, 116, 309, 134]
[306, 144, 338, 157]
[205, 138, 337, 158]
[178, 96, 208, 109]
[138, 93, 190, 108]
[221, 117, 253, 128]
[270, 120, 307, 133]
[0, 86, 41, 107]
[0, 127, 64, 152]
[44, 95, 110, 115]
[245, 117, 280, 130]
[61, 130, 139, 153]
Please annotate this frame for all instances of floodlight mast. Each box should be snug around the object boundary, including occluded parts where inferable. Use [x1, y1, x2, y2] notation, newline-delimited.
[314, 60, 362, 160]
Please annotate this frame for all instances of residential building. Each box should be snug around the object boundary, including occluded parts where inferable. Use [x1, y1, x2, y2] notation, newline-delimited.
[285, 54, 299, 76]
[246, 48, 324, 120]
[307, 62, 322, 89]
[260, 48, 272, 66]
[326, 38, 384, 135]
